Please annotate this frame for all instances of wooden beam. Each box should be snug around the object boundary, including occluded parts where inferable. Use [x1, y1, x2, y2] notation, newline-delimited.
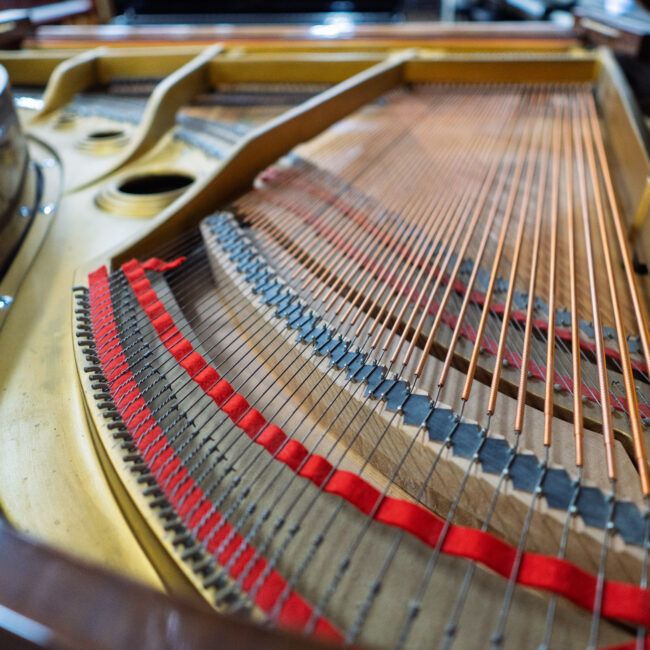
[0, 520, 334, 650]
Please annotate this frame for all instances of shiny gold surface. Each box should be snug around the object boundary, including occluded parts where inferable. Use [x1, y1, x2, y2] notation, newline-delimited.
[0, 47, 230, 585]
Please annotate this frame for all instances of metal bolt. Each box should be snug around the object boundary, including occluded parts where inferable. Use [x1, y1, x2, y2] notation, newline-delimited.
[0, 295, 13, 310]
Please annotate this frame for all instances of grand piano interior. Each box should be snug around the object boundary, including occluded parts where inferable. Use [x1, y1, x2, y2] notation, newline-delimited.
[1, 2, 650, 650]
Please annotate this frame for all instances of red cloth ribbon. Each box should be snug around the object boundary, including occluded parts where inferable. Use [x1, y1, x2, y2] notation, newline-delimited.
[117, 258, 650, 631]
[141, 256, 187, 272]
[88, 265, 340, 641]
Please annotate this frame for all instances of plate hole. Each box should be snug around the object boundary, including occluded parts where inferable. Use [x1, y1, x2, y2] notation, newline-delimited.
[87, 129, 125, 140]
[118, 173, 194, 196]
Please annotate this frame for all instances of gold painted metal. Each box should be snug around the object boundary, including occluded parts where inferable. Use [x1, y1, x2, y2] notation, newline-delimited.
[94, 134, 213, 218]
[0, 50, 78, 86]
[72, 321, 267, 615]
[595, 50, 650, 241]
[25, 45, 223, 192]
[9, 46, 395, 194]
[0, 47, 205, 87]
[0, 175, 167, 588]
[632, 178, 650, 241]
[95, 172, 194, 217]
[30, 113, 140, 192]
[76, 128, 131, 154]
[109, 44, 223, 184]
[75, 344, 229, 605]
[0, 57, 230, 587]
[36, 47, 102, 119]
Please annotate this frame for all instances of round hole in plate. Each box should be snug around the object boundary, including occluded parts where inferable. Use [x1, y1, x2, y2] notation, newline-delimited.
[87, 129, 126, 140]
[96, 170, 196, 217]
[118, 173, 194, 196]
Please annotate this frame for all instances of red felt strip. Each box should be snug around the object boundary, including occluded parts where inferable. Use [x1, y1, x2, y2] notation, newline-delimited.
[141, 256, 187, 272]
[87, 265, 340, 642]
[120, 258, 650, 629]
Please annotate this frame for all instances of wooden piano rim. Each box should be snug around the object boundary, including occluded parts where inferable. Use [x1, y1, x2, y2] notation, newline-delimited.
[0, 518, 334, 650]
[24, 21, 579, 52]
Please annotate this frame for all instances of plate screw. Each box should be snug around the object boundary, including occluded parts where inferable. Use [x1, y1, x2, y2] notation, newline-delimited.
[0, 295, 13, 310]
